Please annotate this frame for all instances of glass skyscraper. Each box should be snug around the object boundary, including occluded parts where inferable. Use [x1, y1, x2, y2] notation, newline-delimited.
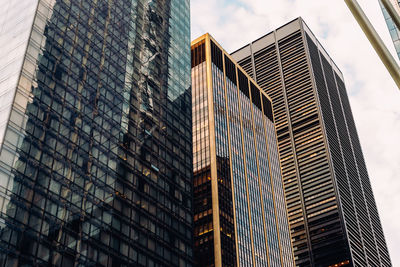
[0, 0, 193, 266]
[232, 18, 392, 267]
[379, 0, 400, 59]
[191, 34, 294, 267]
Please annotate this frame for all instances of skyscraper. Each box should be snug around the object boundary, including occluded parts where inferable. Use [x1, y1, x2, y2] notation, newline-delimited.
[379, 0, 400, 59]
[232, 18, 392, 267]
[191, 34, 294, 267]
[0, 0, 192, 266]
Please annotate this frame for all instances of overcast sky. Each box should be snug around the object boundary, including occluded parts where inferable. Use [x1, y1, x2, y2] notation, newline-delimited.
[190, 0, 400, 265]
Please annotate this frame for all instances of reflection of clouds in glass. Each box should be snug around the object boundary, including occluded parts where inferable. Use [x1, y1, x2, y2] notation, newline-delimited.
[0, 1, 39, 150]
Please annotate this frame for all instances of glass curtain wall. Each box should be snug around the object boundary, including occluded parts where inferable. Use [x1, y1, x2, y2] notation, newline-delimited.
[0, 0, 193, 266]
[192, 34, 294, 267]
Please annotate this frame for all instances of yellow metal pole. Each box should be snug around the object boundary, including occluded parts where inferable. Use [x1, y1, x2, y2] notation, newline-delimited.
[381, 0, 400, 32]
[345, 0, 400, 90]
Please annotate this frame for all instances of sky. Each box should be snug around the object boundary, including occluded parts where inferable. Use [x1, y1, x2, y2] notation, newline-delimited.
[190, 0, 400, 265]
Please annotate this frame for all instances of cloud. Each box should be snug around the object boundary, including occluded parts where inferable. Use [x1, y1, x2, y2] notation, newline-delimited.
[191, 0, 400, 265]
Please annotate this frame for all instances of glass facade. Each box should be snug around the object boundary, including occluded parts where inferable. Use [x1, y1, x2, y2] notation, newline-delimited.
[232, 17, 392, 267]
[0, 0, 39, 150]
[0, 0, 193, 266]
[192, 34, 294, 267]
[379, 0, 400, 59]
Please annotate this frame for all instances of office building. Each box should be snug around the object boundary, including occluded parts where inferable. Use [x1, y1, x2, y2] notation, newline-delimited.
[0, 0, 192, 266]
[191, 34, 294, 267]
[232, 18, 392, 267]
[379, 0, 400, 59]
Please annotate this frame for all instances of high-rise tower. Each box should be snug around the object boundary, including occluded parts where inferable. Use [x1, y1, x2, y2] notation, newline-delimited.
[191, 34, 294, 267]
[232, 18, 392, 267]
[0, 0, 192, 266]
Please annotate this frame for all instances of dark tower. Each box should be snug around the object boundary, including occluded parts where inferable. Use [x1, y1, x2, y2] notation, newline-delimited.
[232, 17, 392, 267]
